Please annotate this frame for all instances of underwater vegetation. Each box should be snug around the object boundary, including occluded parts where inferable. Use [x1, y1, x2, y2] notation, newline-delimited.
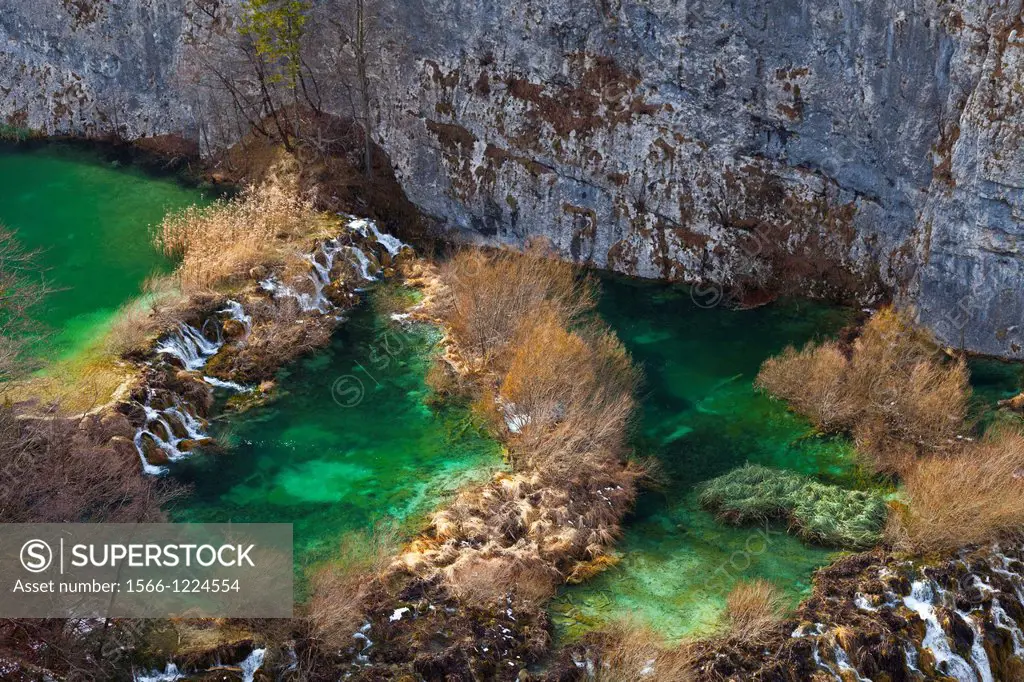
[698, 464, 889, 550]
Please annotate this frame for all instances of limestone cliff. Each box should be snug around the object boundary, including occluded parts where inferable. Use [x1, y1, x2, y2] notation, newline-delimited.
[3, 0, 1024, 357]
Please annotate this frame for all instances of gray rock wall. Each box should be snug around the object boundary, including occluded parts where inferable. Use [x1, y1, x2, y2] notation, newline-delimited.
[3, 0, 1024, 356]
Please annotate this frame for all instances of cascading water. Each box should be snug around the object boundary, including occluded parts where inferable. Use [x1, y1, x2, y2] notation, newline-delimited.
[132, 647, 265, 682]
[261, 238, 352, 312]
[993, 598, 1024, 657]
[956, 609, 995, 682]
[903, 580, 979, 681]
[350, 217, 407, 256]
[219, 299, 252, 334]
[133, 390, 210, 475]
[346, 245, 376, 282]
[202, 376, 253, 393]
[155, 322, 222, 371]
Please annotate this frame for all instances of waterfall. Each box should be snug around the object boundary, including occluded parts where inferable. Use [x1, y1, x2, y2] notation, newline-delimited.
[133, 663, 183, 682]
[262, 238, 351, 312]
[155, 322, 222, 371]
[903, 580, 979, 681]
[956, 610, 994, 682]
[346, 245, 376, 282]
[133, 648, 264, 682]
[992, 598, 1024, 657]
[991, 550, 1024, 603]
[219, 299, 252, 334]
[203, 376, 254, 393]
[238, 648, 265, 682]
[354, 622, 373, 664]
[133, 391, 210, 475]
[834, 645, 871, 682]
[350, 217, 407, 256]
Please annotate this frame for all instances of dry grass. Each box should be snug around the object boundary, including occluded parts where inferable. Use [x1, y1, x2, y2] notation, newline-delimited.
[756, 307, 970, 474]
[155, 182, 323, 294]
[306, 527, 398, 648]
[722, 579, 788, 645]
[441, 552, 561, 607]
[895, 427, 1024, 554]
[440, 244, 595, 366]
[593, 624, 696, 682]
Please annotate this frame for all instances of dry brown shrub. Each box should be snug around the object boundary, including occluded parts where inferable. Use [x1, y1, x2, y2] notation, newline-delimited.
[205, 297, 333, 382]
[594, 624, 696, 682]
[755, 341, 851, 430]
[440, 244, 595, 366]
[722, 579, 788, 645]
[156, 183, 318, 293]
[897, 428, 1024, 553]
[306, 527, 397, 648]
[500, 313, 640, 473]
[756, 307, 970, 475]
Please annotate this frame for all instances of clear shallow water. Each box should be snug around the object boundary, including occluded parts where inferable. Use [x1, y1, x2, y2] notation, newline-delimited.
[169, 292, 504, 583]
[0, 143, 207, 359]
[551, 276, 860, 641]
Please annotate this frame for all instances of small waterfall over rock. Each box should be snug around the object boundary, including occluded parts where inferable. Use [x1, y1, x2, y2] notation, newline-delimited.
[261, 238, 351, 312]
[219, 299, 251, 335]
[790, 549, 1024, 682]
[903, 579, 977, 680]
[202, 375, 253, 393]
[350, 217, 408, 256]
[132, 389, 211, 475]
[155, 321, 222, 371]
[133, 647, 265, 682]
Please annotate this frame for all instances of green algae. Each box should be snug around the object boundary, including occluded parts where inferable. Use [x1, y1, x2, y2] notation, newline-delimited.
[0, 143, 208, 361]
[169, 289, 504, 589]
[699, 464, 889, 550]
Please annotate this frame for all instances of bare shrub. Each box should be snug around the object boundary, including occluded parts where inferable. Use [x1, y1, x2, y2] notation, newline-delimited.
[756, 307, 970, 474]
[721, 579, 788, 645]
[204, 297, 332, 382]
[593, 624, 696, 682]
[499, 312, 640, 474]
[755, 341, 851, 430]
[897, 427, 1024, 553]
[0, 408, 179, 523]
[0, 225, 50, 387]
[440, 244, 595, 366]
[306, 526, 397, 648]
[155, 183, 319, 294]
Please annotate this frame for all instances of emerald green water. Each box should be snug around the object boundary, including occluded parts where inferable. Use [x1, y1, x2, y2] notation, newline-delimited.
[551, 277, 861, 641]
[169, 292, 504, 580]
[0, 144, 207, 359]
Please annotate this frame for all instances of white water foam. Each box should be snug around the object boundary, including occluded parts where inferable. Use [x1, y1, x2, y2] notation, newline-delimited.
[219, 299, 252, 334]
[155, 322, 222, 371]
[134, 663, 184, 682]
[133, 391, 210, 475]
[203, 376, 254, 393]
[351, 218, 407, 256]
[903, 580, 979, 681]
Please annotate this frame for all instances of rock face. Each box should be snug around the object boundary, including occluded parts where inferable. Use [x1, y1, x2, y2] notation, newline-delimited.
[4, 0, 1024, 357]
